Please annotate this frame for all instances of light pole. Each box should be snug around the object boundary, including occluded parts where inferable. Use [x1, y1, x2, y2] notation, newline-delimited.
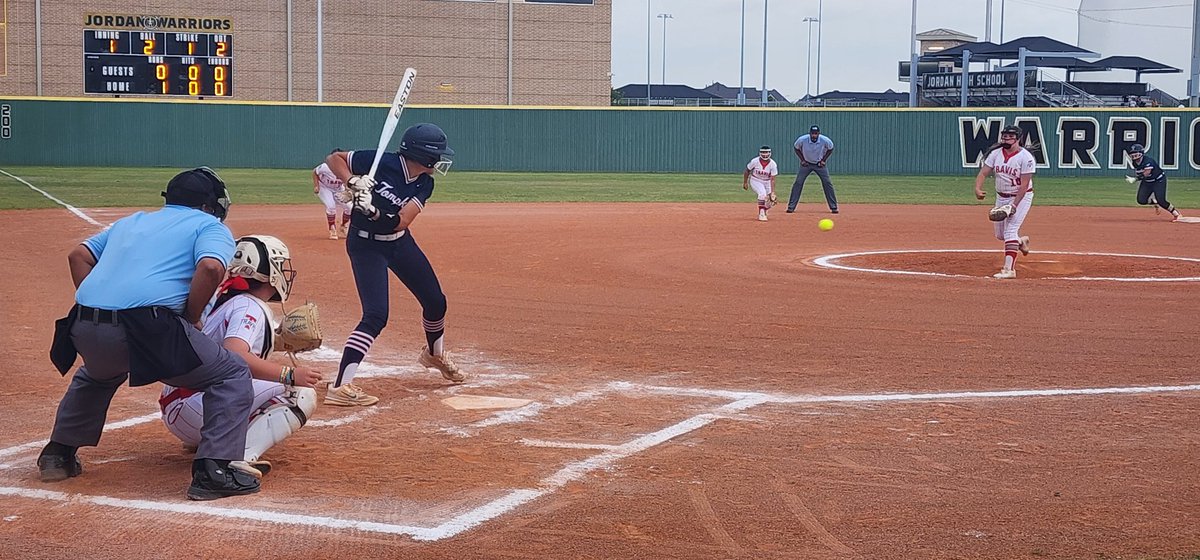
[761, 0, 769, 105]
[646, 0, 651, 103]
[738, 0, 746, 105]
[999, 0, 1006, 43]
[657, 13, 673, 84]
[815, 0, 823, 96]
[908, 0, 918, 108]
[803, 17, 818, 98]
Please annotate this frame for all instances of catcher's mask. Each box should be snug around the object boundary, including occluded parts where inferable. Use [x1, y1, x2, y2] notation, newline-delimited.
[228, 235, 296, 302]
[162, 167, 231, 222]
[397, 123, 455, 175]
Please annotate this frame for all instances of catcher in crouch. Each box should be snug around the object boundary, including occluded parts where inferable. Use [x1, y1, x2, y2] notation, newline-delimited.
[160, 235, 323, 478]
[974, 125, 1036, 280]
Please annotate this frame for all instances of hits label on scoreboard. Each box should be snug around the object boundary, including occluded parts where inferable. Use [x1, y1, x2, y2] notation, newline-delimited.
[83, 29, 233, 96]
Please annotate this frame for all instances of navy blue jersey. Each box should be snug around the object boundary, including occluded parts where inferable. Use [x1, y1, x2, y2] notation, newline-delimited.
[1131, 155, 1165, 183]
[347, 150, 435, 234]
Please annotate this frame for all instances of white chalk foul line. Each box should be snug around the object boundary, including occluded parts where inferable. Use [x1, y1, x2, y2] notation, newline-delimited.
[811, 249, 1200, 282]
[0, 168, 105, 227]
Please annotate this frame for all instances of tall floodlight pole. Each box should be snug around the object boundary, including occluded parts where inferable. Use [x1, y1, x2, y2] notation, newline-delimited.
[803, 17, 818, 97]
[761, 0, 769, 105]
[658, 14, 673, 84]
[815, 0, 824, 96]
[738, 0, 746, 105]
[999, 0, 1006, 43]
[985, 0, 993, 43]
[647, 0, 652, 103]
[909, 0, 918, 107]
[1191, 0, 1200, 106]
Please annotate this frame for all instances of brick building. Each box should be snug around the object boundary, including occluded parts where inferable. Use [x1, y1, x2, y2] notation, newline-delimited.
[0, 0, 611, 106]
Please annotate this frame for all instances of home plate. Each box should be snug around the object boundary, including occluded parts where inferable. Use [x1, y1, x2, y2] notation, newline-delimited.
[442, 395, 533, 410]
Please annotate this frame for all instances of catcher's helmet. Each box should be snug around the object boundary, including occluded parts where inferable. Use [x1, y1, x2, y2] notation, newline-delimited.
[162, 167, 231, 222]
[397, 123, 455, 175]
[1127, 143, 1145, 154]
[1001, 125, 1023, 137]
[228, 235, 296, 302]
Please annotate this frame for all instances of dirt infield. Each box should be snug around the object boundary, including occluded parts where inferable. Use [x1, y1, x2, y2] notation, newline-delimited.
[2, 202, 1199, 559]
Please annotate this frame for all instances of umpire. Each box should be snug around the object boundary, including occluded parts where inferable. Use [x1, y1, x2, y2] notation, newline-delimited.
[787, 124, 839, 214]
[41, 167, 260, 501]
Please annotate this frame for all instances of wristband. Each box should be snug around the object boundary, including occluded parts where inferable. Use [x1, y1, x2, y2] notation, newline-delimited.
[280, 365, 295, 386]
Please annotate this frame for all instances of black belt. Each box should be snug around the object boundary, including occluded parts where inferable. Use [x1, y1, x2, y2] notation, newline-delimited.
[352, 228, 406, 242]
[77, 305, 119, 324]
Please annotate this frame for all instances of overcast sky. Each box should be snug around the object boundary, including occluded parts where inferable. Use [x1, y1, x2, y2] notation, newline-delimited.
[610, 0, 1194, 101]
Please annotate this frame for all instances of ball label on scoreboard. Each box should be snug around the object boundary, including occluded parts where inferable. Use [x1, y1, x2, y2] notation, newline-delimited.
[83, 14, 234, 97]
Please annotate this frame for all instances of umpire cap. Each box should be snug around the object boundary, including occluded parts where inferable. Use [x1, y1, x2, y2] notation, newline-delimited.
[162, 167, 231, 222]
[809, 125, 820, 133]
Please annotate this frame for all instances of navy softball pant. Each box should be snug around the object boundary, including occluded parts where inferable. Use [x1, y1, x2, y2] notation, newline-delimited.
[346, 231, 447, 339]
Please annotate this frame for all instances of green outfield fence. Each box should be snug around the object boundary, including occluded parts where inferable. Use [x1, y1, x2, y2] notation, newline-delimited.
[1, 97, 1198, 177]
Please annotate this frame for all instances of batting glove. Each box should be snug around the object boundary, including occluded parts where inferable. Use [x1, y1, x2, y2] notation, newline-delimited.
[347, 175, 377, 192]
[352, 189, 379, 220]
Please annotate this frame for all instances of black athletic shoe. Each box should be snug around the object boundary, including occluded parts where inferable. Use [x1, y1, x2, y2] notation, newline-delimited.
[37, 452, 83, 482]
[831, 208, 839, 214]
[785, 209, 796, 213]
[187, 458, 261, 501]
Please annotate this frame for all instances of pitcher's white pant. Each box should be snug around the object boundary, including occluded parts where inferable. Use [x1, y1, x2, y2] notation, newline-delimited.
[163, 381, 314, 461]
[993, 192, 1034, 241]
[317, 188, 352, 215]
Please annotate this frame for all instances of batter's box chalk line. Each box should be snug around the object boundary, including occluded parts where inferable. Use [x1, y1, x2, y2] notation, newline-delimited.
[811, 249, 1200, 282]
[2, 381, 1199, 540]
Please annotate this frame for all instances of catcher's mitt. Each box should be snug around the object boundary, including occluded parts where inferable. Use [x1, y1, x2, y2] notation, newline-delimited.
[764, 192, 778, 209]
[988, 204, 1015, 222]
[274, 302, 322, 353]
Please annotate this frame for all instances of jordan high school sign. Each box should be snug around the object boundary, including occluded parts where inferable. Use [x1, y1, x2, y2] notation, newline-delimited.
[958, 115, 1199, 170]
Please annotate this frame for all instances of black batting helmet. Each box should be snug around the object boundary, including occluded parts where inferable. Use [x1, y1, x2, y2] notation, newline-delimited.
[397, 123, 455, 172]
[162, 167, 231, 222]
[1127, 143, 1145, 154]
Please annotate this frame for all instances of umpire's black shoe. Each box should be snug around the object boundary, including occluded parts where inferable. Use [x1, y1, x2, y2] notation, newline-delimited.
[37, 452, 83, 482]
[187, 458, 261, 501]
[785, 208, 796, 213]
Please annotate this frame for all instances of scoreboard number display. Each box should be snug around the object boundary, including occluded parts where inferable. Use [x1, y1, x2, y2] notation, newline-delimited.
[84, 30, 233, 96]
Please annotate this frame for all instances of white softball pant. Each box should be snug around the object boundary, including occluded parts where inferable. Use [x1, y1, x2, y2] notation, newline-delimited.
[993, 192, 1034, 241]
[163, 380, 288, 447]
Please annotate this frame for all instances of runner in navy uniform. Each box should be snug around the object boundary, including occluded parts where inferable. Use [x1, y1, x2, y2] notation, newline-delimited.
[322, 123, 464, 407]
[1126, 144, 1184, 222]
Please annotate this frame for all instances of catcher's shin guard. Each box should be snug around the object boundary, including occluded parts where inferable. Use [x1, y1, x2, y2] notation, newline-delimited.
[244, 388, 317, 463]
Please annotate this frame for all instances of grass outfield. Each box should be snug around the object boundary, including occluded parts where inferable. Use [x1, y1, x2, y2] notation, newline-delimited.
[1, 166, 1197, 209]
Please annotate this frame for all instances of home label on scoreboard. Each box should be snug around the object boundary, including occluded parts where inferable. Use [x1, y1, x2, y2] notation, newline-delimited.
[83, 16, 233, 97]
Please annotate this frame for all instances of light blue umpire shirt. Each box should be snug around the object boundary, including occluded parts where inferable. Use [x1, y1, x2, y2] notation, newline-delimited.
[75, 205, 235, 313]
[794, 134, 834, 164]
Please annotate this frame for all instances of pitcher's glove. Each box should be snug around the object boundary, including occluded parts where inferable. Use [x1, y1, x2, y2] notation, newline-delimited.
[764, 192, 778, 209]
[988, 204, 1015, 222]
[274, 302, 322, 353]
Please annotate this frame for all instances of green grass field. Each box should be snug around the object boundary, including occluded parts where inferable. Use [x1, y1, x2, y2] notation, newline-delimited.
[1, 166, 1197, 209]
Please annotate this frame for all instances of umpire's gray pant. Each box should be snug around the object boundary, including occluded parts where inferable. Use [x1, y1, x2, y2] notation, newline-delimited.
[787, 165, 838, 212]
[50, 317, 253, 461]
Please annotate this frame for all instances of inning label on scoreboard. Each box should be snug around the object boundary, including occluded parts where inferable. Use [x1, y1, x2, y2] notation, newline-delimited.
[83, 17, 233, 97]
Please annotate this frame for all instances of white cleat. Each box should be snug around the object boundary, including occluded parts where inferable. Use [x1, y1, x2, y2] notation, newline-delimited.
[329, 227, 339, 240]
[1018, 236, 1030, 256]
[992, 268, 1017, 279]
[757, 212, 768, 222]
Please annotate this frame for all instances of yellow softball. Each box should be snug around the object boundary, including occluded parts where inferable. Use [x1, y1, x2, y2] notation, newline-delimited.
[818, 218, 834, 231]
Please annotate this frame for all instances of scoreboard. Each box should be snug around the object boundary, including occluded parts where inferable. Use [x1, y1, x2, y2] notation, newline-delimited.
[83, 30, 233, 97]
